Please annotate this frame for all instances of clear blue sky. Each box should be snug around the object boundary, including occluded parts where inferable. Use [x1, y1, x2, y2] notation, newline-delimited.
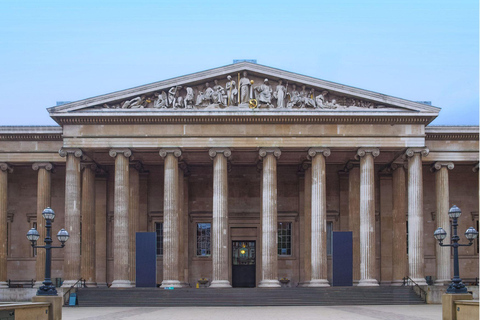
[1, 0, 478, 126]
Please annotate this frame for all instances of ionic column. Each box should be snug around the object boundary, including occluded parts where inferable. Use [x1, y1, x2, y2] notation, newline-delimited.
[128, 162, 142, 285]
[81, 163, 97, 287]
[109, 148, 133, 288]
[209, 148, 232, 288]
[32, 163, 53, 287]
[308, 147, 331, 287]
[59, 148, 83, 287]
[159, 148, 182, 288]
[391, 163, 408, 286]
[432, 161, 454, 286]
[303, 163, 312, 286]
[95, 175, 108, 287]
[0, 163, 13, 288]
[258, 148, 281, 288]
[356, 148, 380, 286]
[404, 148, 429, 286]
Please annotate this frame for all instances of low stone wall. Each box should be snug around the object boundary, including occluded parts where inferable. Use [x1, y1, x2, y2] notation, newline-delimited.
[0, 302, 50, 320]
[455, 300, 479, 320]
[426, 286, 479, 304]
[0, 288, 37, 301]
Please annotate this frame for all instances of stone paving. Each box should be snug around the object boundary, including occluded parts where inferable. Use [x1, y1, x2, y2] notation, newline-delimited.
[63, 304, 442, 320]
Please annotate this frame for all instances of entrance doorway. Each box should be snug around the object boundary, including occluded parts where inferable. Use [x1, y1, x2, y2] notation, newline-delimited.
[232, 241, 256, 287]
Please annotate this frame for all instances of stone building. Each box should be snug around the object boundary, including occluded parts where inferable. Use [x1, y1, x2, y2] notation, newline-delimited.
[0, 62, 478, 289]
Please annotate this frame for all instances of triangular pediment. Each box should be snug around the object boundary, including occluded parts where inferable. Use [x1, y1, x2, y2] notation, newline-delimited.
[48, 62, 440, 118]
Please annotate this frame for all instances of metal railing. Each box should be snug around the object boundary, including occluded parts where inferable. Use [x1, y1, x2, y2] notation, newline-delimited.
[402, 277, 427, 302]
[7, 279, 34, 288]
[62, 278, 86, 305]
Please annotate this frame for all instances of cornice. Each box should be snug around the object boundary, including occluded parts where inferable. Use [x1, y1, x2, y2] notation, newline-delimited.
[0, 126, 63, 141]
[51, 113, 436, 125]
[425, 126, 479, 140]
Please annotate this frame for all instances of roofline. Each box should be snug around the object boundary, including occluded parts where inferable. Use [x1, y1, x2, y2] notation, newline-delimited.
[47, 62, 441, 114]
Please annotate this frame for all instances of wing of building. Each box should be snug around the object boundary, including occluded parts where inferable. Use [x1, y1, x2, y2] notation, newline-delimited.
[0, 62, 478, 290]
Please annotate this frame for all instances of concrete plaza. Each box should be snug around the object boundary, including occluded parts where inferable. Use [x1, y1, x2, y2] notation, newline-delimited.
[63, 305, 442, 320]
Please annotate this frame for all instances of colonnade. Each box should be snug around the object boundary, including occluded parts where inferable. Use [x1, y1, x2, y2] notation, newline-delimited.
[0, 146, 463, 288]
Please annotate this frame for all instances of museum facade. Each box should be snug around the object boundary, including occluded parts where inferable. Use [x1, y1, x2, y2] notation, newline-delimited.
[0, 62, 478, 289]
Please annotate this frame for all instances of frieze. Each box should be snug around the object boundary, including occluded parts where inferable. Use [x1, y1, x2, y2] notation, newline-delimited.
[99, 72, 396, 112]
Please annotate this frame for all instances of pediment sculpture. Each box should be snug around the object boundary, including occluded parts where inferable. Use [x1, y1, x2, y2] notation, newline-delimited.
[101, 71, 389, 111]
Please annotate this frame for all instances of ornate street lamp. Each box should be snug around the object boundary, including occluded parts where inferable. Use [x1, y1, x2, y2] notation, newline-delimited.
[434, 205, 478, 294]
[26, 207, 69, 296]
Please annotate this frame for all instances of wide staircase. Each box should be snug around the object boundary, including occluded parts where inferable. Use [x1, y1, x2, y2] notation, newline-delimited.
[73, 286, 424, 307]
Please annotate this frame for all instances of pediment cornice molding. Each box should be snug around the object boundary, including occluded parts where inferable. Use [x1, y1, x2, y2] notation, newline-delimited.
[48, 62, 441, 116]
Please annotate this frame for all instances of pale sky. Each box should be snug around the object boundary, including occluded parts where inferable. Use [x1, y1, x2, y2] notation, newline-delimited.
[0, 0, 478, 126]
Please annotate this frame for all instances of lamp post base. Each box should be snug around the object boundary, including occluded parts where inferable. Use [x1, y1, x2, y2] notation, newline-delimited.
[37, 284, 58, 296]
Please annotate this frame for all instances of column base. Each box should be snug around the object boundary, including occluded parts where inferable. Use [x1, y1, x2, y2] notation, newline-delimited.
[258, 279, 281, 288]
[357, 279, 379, 286]
[209, 280, 232, 288]
[308, 279, 330, 287]
[96, 282, 108, 288]
[391, 280, 405, 286]
[34, 281, 43, 288]
[0, 281, 8, 288]
[410, 278, 428, 286]
[61, 280, 79, 288]
[298, 281, 311, 287]
[434, 279, 450, 286]
[85, 282, 97, 288]
[160, 280, 183, 288]
[110, 280, 133, 288]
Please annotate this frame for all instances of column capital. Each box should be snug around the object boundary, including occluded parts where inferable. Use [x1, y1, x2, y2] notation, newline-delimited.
[259, 147, 281, 159]
[308, 147, 331, 159]
[355, 147, 380, 160]
[403, 147, 429, 159]
[81, 162, 98, 171]
[473, 163, 479, 173]
[388, 162, 407, 172]
[109, 148, 132, 158]
[0, 163, 13, 173]
[209, 148, 232, 160]
[430, 161, 454, 172]
[340, 160, 359, 173]
[179, 161, 191, 176]
[159, 148, 182, 159]
[297, 160, 311, 176]
[32, 162, 54, 171]
[129, 161, 145, 172]
[59, 148, 83, 158]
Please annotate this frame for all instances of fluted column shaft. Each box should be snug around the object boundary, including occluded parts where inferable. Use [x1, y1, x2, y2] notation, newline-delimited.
[60, 149, 82, 287]
[433, 162, 454, 285]
[391, 165, 407, 285]
[32, 163, 53, 287]
[258, 148, 281, 288]
[308, 148, 330, 287]
[357, 148, 379, 286]
[160, 148, 182, 288]
[177, 166, 185, 284]
[303, 166, 312, 285]
[81, 164, 96, 287]
[110, 149, 132, 288]
[405, 148, 429, 286]
[348, 165, 361, 284]
[0, 163, 12, 288]
[128, 165, 140, 284]
[209, 148, 232, 288]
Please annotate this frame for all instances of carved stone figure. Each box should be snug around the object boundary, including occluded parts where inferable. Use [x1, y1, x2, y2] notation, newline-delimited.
[204, 82, 214, 104]
[273, 80, 287, 108]
[315, 90, 328, 109]
[184, 87, 195, 109]
[122, 95, 146, 109]
[212, 80, 226, 105]
[239, 71, 251, 104]
[168, 86, 183, 108]
[255, 79, 273, 105]
[226, 75, 238, 106]
[195, 86, 204, 106]
[153, 91, 168, 108]
[287, 84, 300, 108]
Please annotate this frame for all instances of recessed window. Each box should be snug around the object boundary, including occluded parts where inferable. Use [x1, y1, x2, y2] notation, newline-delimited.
[196, 223, 211, 256]
[278, 222, 292, 256]
[155, 222, 163, 256]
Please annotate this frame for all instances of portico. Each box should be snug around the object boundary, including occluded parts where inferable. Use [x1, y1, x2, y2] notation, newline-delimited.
[0, 62, 478, 289]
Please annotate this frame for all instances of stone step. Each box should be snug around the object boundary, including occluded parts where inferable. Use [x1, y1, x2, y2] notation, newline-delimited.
[73, 287, 424, 307]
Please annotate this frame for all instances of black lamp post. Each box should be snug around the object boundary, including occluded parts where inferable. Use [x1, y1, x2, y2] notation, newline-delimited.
[26, 207, 69, 296]
[434, 205, 479, 294]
